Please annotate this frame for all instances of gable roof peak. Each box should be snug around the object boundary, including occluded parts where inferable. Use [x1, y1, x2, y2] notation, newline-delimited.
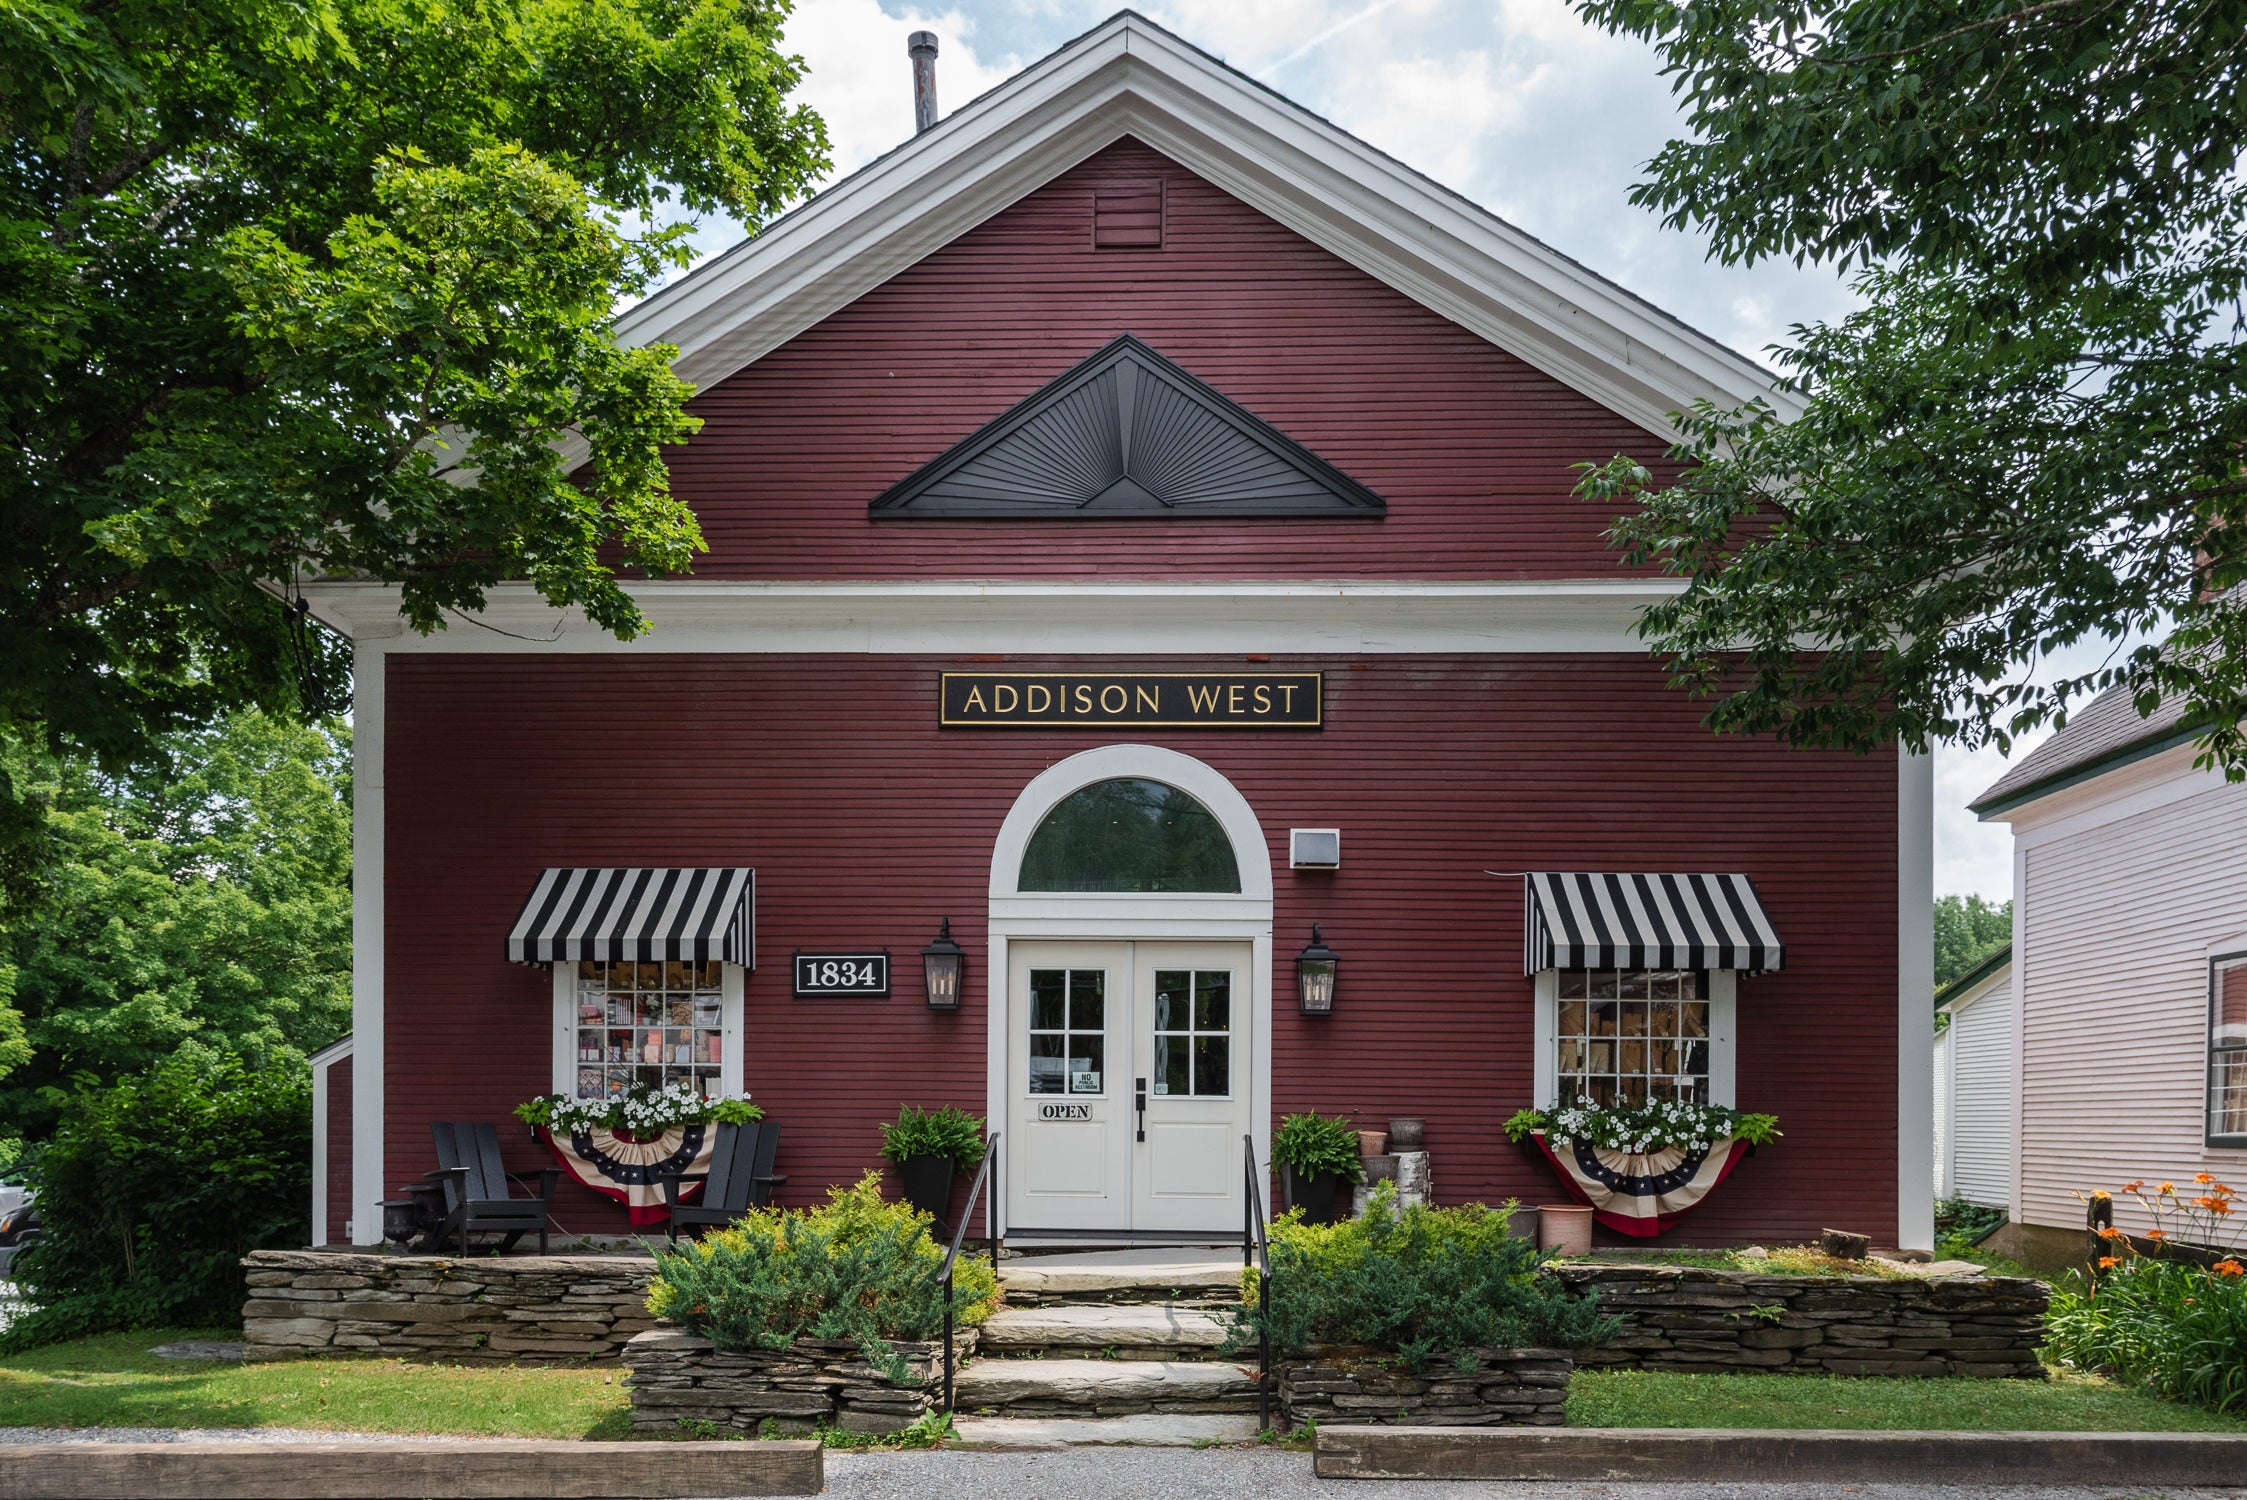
[606, 6, 1787, 458]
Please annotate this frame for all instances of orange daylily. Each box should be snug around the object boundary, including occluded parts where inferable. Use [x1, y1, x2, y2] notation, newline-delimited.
[2098, 1225, 2124, 1239]
[2195, 1172, 2215, 1185]
[2214, 1260, 2245, 1277]
[2160, 1182, 2177, 1194]
[2122, 1180, 2145, 1193]
[2097, 1256, 2122, 1269]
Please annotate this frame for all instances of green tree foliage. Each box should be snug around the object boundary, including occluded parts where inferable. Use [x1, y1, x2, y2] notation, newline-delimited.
[3, 1050, 312, 1350]
[0, 710, 350, 1144]
[0, 0, 828, 899]
[1570, 0, 2247, 768]
[1934, 894, 2012, 991]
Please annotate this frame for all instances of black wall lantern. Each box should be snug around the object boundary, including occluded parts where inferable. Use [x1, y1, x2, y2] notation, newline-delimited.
[1296, 924, 1338, 1016]
[922, 918, 966, 1010]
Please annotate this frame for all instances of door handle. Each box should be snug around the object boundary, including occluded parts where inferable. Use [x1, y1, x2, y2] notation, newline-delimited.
[1135, 1077, 1147, 1142]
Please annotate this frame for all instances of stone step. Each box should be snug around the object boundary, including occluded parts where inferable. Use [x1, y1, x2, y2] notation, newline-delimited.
[997, 1249, 1243, 1305]
[950, 1413, 1264, 1449]
[951, 1357, 1261, 1416]
[980, 1303, 1235, 1359]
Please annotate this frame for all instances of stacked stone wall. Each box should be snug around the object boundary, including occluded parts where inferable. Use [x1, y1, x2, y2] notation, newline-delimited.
[1278, 1348, 1569, 1427]
[623, 1327, 977, 1434]
[241, 1250, 655, 1361]
[1553, 1265, 2047, 1377]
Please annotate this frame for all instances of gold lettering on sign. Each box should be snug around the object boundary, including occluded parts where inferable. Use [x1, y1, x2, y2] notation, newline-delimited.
[1227, 685, 1245, 713]
[1074, 684, 1094, 713]
[1279, 683, 1298, 712]
[1027, 684, 1052, 713]
[995, 684, 1018, 713]
[1254, 685, 1272, 713]
[1100, 684, 1128, 714]
[938, 672, 1320, 727]
[965, 685, 988, 713]
[1186, 683, 1220, 713]
[1136, 685, 1159, 713]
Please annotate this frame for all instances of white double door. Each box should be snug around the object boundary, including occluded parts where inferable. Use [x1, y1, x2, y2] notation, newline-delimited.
[1005, 940, 1253, 1234]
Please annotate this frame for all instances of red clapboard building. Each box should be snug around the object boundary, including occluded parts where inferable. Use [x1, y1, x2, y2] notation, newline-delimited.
[304, 13, 1934, 1252]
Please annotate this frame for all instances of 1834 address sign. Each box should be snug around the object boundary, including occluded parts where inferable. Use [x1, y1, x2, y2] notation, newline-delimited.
[793, 952, 889, 998]
[941, 672, 1321, 728]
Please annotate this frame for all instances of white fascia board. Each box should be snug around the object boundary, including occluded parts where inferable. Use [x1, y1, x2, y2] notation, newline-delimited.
[298, 576, 1681, 654]
[598, 16, 1787, 462]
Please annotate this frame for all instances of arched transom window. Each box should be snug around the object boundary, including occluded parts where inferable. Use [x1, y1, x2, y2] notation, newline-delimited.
[1018, 778, 1241, 893]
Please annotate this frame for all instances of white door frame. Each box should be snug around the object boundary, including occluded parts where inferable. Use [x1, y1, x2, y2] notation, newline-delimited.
[985, 745, 1274, 1236]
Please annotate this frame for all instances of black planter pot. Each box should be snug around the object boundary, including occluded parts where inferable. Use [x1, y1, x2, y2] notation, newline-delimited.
[899, 1154, 957, 1232]
[1283, 1165, 1352, 1225]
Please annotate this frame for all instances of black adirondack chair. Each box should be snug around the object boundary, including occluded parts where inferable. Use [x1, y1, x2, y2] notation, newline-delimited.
[426, 1121, 560, 1255]
[661, 1120, 785, 1241]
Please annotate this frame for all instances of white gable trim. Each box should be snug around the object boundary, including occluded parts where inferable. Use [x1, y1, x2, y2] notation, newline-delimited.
[604, 14, 1788, 452]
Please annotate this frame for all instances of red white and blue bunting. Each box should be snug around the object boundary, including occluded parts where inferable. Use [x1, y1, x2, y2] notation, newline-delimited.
[537, 1124, 716, 1226]
[1531, 1132, 1750, 1238]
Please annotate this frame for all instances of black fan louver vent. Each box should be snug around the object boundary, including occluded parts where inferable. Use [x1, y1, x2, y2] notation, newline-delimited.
[869, 335, 1385, 518]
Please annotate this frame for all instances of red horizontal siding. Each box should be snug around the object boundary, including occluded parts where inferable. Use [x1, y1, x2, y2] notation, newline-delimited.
[665, 138, 1686, 583]
[325, 1054, 353, 1247]
[382, 652, 1896, 1245]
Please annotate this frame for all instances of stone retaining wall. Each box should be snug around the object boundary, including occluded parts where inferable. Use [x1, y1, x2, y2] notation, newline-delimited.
[623, 1327, 977, 1434]
[1552, 1264, 2047, 1378]
[241, 1250, 655, 1362]
[1278, 1348, 1569, 1428]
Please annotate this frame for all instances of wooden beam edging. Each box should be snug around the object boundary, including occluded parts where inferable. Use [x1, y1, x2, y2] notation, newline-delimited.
[0, 1439, 822, 1500]
[1313, 1426, 2247, 1486]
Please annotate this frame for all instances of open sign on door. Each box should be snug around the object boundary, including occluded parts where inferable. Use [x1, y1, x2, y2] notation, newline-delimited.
[1039, 1103, 1093, 1121]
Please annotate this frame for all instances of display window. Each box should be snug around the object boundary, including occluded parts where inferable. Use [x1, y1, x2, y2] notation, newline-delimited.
[553, 960, 742, 1103]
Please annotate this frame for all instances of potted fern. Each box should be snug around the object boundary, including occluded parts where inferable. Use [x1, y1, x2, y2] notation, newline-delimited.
[1272, 1111, 1364, 1225]
[878, 1105, 987, 1230]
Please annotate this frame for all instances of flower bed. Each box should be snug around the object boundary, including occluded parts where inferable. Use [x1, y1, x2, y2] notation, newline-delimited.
[1277, 1346, 1570, 1427]
[2047, 1176, 2247, 1414]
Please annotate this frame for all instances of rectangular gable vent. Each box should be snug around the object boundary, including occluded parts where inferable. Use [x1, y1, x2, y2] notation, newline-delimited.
[1290, 828, 1341, 870]
[1093, 181, 1164, 249]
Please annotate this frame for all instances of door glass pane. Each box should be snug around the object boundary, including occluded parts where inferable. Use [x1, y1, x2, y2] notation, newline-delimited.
[1070, 971, 1105, 1029]
[1194, 1035, 1229, 1095]
[1158, 1035, 1190, 1096]
[1030, 971, 1067, 1030]
[1195, 972, 1229, 1029]
[1068, 1037, 1105, 1093]
[1153, 971, 1190, 1030]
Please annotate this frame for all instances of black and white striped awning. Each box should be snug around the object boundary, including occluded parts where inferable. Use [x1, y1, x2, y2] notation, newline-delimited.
[1524, 872, 1782, 975]
[506, 868, 755, 966]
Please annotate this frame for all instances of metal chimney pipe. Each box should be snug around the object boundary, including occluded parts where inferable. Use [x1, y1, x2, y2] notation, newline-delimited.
[909, 31, 939, 134]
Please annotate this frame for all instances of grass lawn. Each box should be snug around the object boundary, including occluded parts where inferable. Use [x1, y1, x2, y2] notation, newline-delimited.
[0, 1329, 632, 1439]
[1568, 1368, 2247, 1433]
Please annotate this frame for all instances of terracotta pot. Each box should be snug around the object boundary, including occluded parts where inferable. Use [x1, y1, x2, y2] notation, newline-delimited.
[1536, 1204, 1594, 1256]
[1387, 1118, 1425, 1151]
[1357, 1130, 1388, 1158]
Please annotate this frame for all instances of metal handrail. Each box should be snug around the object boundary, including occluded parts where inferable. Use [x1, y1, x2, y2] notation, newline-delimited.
[1243, 1133, 1272, 1433]
[939, 1133, 1000, 1413]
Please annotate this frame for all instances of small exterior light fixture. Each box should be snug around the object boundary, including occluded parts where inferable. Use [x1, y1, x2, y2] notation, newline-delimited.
[1296, 924, 1338, 1016]
[922, 918, 966, 1010]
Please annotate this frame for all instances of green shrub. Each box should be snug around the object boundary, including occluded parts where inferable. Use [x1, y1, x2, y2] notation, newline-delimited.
[2047, 1258, 2247, 1415]
[1271, 1112, 1363, 1185]
[646, 1172, 998, 1380]
[1228, 1184, 1618, 1372]
[876, 1106, 986, 1174]
[1933, 1195, 2007, 1257]
[3, 1048, 310, 1351]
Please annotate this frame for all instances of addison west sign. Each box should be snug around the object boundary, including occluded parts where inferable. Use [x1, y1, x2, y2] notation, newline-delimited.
[941, 672, 1321, 728]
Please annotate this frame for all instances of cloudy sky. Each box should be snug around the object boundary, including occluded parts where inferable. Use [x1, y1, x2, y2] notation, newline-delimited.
[685, 0, 2097, 901]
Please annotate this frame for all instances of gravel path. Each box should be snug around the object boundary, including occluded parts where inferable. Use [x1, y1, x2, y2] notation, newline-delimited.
[824, 1449, 2247, 1500]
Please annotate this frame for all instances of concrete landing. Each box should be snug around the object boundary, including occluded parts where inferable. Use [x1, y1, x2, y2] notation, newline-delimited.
[952, 1357, 1259, 1415]
[997, 1249, 1243, 1303]
[981, 1303, 1232, 1355]
[950, 1414, 1263, 1449]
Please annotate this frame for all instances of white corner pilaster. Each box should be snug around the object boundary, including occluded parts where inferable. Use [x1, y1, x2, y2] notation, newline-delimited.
[1897, 744, 1936, 1251]
[351, 642, 388, 1243]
